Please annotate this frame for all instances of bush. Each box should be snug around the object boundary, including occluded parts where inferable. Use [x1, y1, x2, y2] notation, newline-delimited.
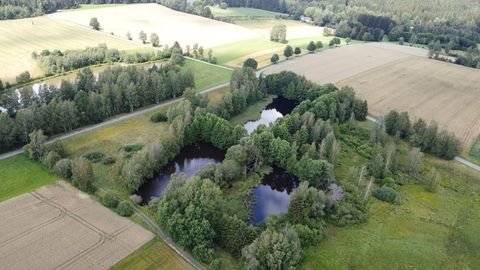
[72, 159, 95, 193]
[16, 71, 31, 84]
[150, 111, 168, 122]
[102, 191, 120, 208]
[102, 156, 116, 165]
[373, 186, 399, 204]
[122, 144, 143, 153]
[83, 151, 105, 163]
[53, 158, 73, 179]
[243, 58, 258, 70]
[116, 200, 134, 217]
[43, 151, 61, 169]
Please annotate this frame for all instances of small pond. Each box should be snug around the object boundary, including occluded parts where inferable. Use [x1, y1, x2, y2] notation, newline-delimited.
[136, 142, 224, 204]
[244, 96, 298, 134]
[250, 166, 299, 224]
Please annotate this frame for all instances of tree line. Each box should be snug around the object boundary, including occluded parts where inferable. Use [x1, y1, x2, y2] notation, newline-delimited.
[0, 54, 193, 153]
[0, 0, 156, 20]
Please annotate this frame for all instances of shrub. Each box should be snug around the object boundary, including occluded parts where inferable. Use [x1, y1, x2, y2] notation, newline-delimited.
[83, 151, 105, 163]
[102, 191, 120, 208]
[116, 200, 134, 217]
[122, 144, 143, 153]
[102, 156, 116, 165]
[53, 159, 73, 179]
[72, 159, 95, 193]
[150, 111, 168, 122]
[16, 71, 31, 84]
[243, 58, 258, 70]
[43, 151, 61, 169]
[373, 186, 399, 204]
[46, 141, 66, 157]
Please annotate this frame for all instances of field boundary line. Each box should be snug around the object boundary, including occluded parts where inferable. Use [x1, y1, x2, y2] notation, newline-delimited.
[96, 187, 205, 270]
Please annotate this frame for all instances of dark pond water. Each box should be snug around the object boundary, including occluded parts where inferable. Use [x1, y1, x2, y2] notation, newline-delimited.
[244, 96, 298, 134]
[136, 142, 224, 203]
[250, 166, 299, 224]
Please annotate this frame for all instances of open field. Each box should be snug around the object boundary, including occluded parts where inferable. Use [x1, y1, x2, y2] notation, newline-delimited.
[210, 7, 285, 19]
[302, 155, 480, 269]
[111, 238, 194, 270]
[339, 56, 480, 148]
[266, 42, 480, 148]
[0, 181, 154, 269]
[0, 154, 56, 203]
[0, 16, 141, 83]
[49, 3, 257, 49]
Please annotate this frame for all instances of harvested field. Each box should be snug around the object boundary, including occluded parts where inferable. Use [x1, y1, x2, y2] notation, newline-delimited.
[265, 42, 480, 148]
[0, 181, 154, 270]
[339, 57, 480, 148]
[0, 16, 140, 83]
[49, 4, 257, 49]
[265, 43, 428, 84]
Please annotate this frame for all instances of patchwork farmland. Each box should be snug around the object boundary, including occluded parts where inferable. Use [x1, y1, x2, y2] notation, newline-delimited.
[266, 42, 480, 148]
[0, 182, 153, 270]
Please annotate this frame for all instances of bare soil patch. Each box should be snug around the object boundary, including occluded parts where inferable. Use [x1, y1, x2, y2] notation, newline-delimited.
[0, 181, 153, 270]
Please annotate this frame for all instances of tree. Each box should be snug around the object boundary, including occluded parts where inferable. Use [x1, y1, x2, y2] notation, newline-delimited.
[72, 158, 95, 192]
[410, 34, 418, 45]
[217, 215, 257, 257]
[270, 24, 287, 43]
[116, 200, 134, 216]
[16, 71, 31, 84]
[294, 47, 301, 55]
[139, 30, 147, 44]
[126, 31, 132, 40]
[242, 226, 301, 270]
[43, 151, 61, 169]
[399, 37, 404, 45]
[315, 41, 323, 50]
[283, 45, 293, 59]
[408, 147, 423, 175]
[346, 37, 352, 44]
[23, 129, 47, 161]
[150, 33, 159, 47]
[243, 58, 258, 70]
[53, 158, 73, 179]
[307, 41, 317, 53]
[102, 191, 120, 208]
[270, 53, 280, 64]
[89, 17, 100, 30]
[288, 182, 326, 224]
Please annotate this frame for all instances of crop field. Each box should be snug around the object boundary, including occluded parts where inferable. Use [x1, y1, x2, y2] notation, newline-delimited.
[266, 42, 480, 148]
[49, 4, 257, 49]
[0, 16, 140, 83]
[0, 181, 153, 270]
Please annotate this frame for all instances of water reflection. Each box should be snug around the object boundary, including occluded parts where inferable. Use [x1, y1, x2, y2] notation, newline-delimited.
[250, 166, 299, 224]
[136, 142, 224, 204]
[244, 97, 298, 134]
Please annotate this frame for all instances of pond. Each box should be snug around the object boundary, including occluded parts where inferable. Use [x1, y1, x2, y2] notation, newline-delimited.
[250, 166, 299, 224]
[244, 96, 298, 134]
[136, 142, 224, 204]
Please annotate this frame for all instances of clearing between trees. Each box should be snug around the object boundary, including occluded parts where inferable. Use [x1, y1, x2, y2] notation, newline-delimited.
[265, 42, 480, 148]
[0, 181, 153, 270]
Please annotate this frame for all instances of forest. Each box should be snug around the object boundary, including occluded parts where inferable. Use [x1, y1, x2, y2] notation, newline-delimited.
[0, 53, 193, 153]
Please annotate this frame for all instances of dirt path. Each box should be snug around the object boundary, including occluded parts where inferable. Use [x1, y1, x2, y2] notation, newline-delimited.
[0, 82, 229, 160]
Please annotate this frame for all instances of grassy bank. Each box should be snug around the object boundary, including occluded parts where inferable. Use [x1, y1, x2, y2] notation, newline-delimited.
[111, 238, 194, 270]
[0, 154, 56, 202]
[229, 96, 273, 126]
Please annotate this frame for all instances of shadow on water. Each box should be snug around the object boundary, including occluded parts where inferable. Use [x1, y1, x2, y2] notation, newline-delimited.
[244, 96, 298, 134]
[136, 142, 224, 204]
[251, 166, 299, 225]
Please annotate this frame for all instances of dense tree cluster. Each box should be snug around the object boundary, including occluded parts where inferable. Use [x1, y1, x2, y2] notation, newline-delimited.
[0, 57, 193, 153]
[156, 0, 214, 19]
[33, 44, 176, 76]
[384, 110, 461, 159]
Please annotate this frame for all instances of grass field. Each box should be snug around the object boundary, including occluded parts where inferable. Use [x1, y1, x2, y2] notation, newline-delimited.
[111, 238, 194, 270]
[0, 16, 141, 83]
[183, 60, 233, 90]
[302, 156, 480, 269]
[210, 7, 285, 19]
[0, 154, 56, 203]
[50, 3, 257, 49]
